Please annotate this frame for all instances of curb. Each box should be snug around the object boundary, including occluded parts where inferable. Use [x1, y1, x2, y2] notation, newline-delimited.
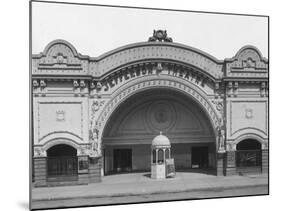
[32, 183, 268, 202]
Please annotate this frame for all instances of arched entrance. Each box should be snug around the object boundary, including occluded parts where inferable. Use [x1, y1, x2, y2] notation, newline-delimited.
[47, 144, 78, 181]
[236, 139, 262, 174]
[102, 88, 216, 175]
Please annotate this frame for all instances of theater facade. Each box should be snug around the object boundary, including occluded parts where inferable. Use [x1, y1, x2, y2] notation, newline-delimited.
[32, 30, 269, 186]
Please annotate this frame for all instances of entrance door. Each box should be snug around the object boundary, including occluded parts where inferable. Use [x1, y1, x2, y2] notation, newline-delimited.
[47, 144, 78, 181]
[191, 147, 209, 168]
[113, 149, 132, 172]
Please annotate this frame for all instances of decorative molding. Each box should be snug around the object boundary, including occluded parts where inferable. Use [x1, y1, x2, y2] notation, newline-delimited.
[212, 99, 223, 112]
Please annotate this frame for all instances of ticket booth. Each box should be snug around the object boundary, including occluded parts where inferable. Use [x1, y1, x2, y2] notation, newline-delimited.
[151, 132, 171, 179]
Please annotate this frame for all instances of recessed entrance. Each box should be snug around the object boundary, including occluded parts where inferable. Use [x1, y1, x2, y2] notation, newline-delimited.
[47, 144, 78, 181]
[191, 146, 209, 169]
[113, 149, 132, 173]
[236, 139, 262, 174]
[102, 89, 216, 175]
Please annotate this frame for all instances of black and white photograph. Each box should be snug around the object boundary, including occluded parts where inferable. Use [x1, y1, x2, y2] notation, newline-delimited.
[30, 0, 269, 210]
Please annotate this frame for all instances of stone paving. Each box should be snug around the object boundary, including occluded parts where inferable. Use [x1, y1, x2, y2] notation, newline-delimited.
[32, 171, 268, 201]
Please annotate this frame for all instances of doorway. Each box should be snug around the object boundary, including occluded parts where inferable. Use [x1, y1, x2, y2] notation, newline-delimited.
[47, 144, 78, 181]
[191, 146, 209, 168]
[113, 149, 132, 173]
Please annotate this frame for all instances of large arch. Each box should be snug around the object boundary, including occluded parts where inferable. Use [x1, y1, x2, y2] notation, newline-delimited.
[97, 75, 221, 146]
[98, 77, 219, 174]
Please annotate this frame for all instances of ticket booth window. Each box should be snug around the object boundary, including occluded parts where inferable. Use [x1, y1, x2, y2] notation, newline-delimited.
[158, 149, 164, 164]
[152, 149, 157, 164]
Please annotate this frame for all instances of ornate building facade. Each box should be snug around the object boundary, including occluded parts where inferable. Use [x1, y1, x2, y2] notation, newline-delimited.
[32, 30, 268, 186]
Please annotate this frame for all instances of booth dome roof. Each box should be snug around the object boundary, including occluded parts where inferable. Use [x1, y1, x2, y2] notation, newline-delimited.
[152, 132, 171, 147]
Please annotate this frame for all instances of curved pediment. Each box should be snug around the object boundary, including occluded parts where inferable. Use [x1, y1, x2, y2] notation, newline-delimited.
[32, 39, 224, 79]
[32, 39, 89, 75]
[91, 41, 224, 79]
[225, 45, 268, 78]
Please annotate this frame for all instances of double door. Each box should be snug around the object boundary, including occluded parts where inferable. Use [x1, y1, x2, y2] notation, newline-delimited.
[113, 149, 132, 172]
[191, 146, 209, 168]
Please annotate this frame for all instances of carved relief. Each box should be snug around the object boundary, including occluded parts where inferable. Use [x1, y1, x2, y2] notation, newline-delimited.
[89, 128, 100, 157]
[78, 145, 91, 156]
[33, 80, 39, 88]
[88, 99, 106, 157]
[243, 57, 256, 68]
[245, 108, 253, 119]
[34, 147, 46, 157]
[212, 100, 223, 113]
[56, 110, 65, 122]
[217, 119, 226, 153]
[53, 52, 67, 65]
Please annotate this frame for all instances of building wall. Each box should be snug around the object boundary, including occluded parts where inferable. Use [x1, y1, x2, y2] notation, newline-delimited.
[32, 38, 268, 185]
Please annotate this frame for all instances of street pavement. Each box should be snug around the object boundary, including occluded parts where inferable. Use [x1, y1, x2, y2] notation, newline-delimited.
[31, 171, 268, 210]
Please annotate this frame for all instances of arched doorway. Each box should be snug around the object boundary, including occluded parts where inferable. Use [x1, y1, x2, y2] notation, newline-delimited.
[102, 88, 216, 175]
[236, 139, 262, 174]
[47, 144, 78, 181]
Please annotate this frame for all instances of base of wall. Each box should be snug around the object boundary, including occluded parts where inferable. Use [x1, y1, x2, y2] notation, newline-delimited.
[216, 153, 225, 176]
[225, 151, 236, 176]
[262, 149, 269, 174]
[89, 157, 102, 183]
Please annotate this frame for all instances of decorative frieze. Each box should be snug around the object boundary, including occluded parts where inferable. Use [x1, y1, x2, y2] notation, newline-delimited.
[90, 62, 212, 93]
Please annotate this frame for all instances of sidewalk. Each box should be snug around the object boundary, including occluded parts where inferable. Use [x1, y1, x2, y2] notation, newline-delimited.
[32, 172, 268, 201]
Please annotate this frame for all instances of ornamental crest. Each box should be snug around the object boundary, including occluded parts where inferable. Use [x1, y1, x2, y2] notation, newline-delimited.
[148, 30, 173, 42]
